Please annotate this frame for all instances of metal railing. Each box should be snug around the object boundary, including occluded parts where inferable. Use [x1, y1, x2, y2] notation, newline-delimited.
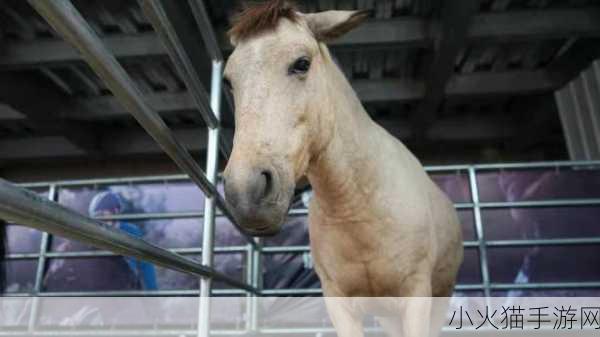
[2, 159, 600, 334]
[0, 0, 599, 336]
[4, 160, 600, 293]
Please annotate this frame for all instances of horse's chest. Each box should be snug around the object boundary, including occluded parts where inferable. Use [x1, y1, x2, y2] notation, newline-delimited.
[321, 257, 407, 297]
[309, 217, 423, 297]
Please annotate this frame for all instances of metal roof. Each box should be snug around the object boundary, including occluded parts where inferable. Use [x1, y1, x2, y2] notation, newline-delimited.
[0, 0, 599, 165]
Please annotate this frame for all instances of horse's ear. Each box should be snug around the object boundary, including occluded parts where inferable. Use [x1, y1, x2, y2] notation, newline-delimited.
[304, 10, 370, 42]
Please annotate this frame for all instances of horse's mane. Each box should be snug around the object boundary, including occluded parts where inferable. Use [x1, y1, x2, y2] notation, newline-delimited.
[228, 0, 298, 42]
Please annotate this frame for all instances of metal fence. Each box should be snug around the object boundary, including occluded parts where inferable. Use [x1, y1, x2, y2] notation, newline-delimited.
[1, 1, 600, 336]
[2, 160, 600, 335]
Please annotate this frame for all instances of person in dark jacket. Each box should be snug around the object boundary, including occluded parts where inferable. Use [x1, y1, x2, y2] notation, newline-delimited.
[44, 192, 158, 291]
[87, 191, 158, 290]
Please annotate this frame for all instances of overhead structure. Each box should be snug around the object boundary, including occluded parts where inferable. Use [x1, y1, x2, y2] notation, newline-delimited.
[0, 1, 599, 163]
[2, 2, 600, 336]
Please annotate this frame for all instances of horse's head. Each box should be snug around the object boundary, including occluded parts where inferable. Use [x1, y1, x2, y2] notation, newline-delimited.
[222, 0, 368, 236]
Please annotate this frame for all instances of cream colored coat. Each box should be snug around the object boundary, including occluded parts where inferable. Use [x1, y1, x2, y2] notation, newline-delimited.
[224, 10, 463, 337]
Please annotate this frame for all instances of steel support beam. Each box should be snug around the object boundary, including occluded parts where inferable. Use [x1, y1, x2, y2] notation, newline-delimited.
[0, 33, 164, 69]
[413, 0, 479, 139]
[469, 8, 600, 41]
[0, 113, 535, 160]
[2, 8, 599, 70]
[188, 0, 223, 62]
[43, 70, 555, 121]
[140, 0, 231, 156]
[139, 0, 218, 128]
[0, 71, 101, 154]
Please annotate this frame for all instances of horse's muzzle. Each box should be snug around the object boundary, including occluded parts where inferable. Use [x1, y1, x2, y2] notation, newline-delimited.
[223, 165, 291, 235]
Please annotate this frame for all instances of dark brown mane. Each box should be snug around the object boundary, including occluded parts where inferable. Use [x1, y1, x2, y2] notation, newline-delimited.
[228, 0, 298, 43]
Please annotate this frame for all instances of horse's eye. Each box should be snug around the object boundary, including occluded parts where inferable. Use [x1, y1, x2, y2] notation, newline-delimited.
[289, 57, 311, 75]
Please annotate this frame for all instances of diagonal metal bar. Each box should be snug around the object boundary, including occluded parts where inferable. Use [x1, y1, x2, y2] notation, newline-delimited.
[139, 0, 231, 157]
[413, 0, 479, 140]
[28, 0, 254, 245]
[188, 0, 223, 62]
[27, 0, 217, 196]
[0, 178, 257, 293]
[138, 0, 218, 129]
[187, 0, 235, 156]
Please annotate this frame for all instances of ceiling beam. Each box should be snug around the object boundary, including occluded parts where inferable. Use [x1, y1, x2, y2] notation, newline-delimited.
[445, 70, 555, 96]
[42, 70, 555, 121]
[0, 71, 101, 154]
[0, 33, 164, 69]
[413, 0, 479, 139]
[75, 92, 195, 120]
[1, 8, 599, 69]
[0, 116, 521, 160]
[469, 8, 600, 41]
[0, 127, 218, 160]
[0, 136, 85, 159]
[334, 17, 429, 49]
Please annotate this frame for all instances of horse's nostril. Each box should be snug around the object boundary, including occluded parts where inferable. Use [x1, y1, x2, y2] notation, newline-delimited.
[260, 170, 273, 199]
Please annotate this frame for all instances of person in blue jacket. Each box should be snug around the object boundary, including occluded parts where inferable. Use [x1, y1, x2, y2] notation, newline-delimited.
[88, 191, 158, 290]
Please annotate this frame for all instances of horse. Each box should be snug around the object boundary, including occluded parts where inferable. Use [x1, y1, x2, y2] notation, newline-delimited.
[221, 1, 463, 336]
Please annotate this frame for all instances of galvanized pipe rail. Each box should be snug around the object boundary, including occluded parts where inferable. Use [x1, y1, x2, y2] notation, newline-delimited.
[27, 0, 255, 248]
[0, 178, 257, 293]
[139, 0, 232, 158]
[198, 60, 223, 337]
[5, 160, 600, 287]
[5, 160, 600, 292]
[2, 160, 600, 336]
[138, 0, 218, 129]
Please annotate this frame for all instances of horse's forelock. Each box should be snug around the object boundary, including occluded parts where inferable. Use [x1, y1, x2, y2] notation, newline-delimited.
[228, 0, 298, 42]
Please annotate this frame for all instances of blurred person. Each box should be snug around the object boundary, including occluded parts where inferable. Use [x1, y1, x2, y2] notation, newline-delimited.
[44, 191, 157, 292]
[497, 170, 600, 296]
[87, 191, 158, 290]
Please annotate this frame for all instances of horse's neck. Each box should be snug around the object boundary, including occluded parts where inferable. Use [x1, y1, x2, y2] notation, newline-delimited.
[306, 51, 380, 219]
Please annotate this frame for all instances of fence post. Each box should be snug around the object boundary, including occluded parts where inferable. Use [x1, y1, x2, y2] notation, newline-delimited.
[28, 184, 57, 332]
[250, 238, 262, 332]
[198, 60, 223, 337]
[468, 167, 491, 297]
